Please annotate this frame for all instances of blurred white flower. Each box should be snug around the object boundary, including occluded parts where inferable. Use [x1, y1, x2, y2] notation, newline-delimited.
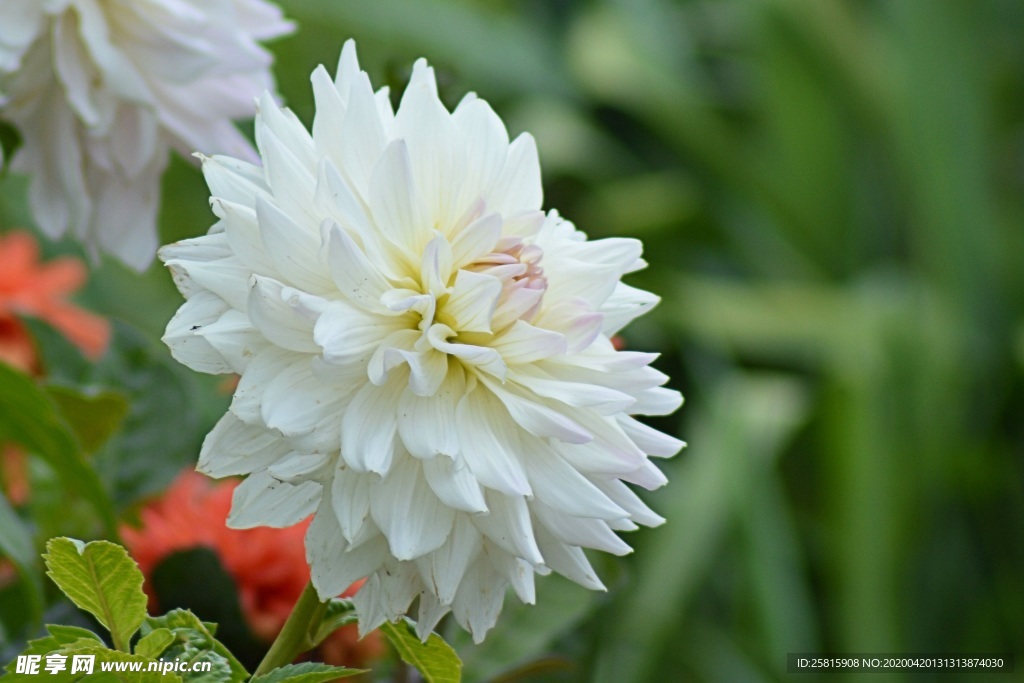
[161, 40, 684, 642]
[0, 0, 293, 270]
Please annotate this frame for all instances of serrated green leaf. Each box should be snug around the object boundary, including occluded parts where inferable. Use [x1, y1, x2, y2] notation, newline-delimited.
[3, 634, 113, 683]
[61, 643, 181, 683]
[135, 628, 175, 659]
[380, 619, 461, 683]
[310, 599, 358, 648]
[250, 662, 366, 683]
[45, 385, 129, 453]
[0, 363, 117, 535]
[46, 624, 105, 645]
[43, 538, 148, 652]
[143, 609, 248, 683]
[159, 642, 233, 683]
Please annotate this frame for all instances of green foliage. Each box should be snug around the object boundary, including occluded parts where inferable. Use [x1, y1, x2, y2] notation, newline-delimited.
[142, 610, 249, 683]
[250, 662, 365, 683]
[7, 539, 263, 683]
[309, 599, 358, 649]
[0, 491, 43, 626]
[0, 363, 118, 536]
[43, 538, 148, 652]
[380, 619, 462, 683]
[44, 386, 129, 454]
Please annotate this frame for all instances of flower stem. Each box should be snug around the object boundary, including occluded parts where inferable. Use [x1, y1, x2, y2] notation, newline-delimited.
[252, 582, 328, 678]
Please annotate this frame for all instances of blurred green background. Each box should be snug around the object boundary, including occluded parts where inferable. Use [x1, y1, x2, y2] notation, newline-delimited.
[2, 0, 1023, 681]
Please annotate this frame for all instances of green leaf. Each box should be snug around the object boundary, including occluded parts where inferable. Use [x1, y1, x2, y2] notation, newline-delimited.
[134, 628, 175, 659]
[380, 619, 462, 683]
[158, 642, 233, 683]
[43, 537, 148, 652]
[0, 491, 44, 627]
[143, 609, 249, 683]
[45, 385, 129, 453]
[3, 630, 112, 682]
[61, 643, 182, 683]
[46, 624, 105, 645]
[250, 662, 366, 683]
[0, 363, 118, 535]
[309, 599, 358, 648]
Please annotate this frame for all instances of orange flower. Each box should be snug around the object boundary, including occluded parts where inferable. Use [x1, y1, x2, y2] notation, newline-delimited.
[121, 471, 384, 668]
[0, 230, 109, 363]
[0, 230, 110, 506]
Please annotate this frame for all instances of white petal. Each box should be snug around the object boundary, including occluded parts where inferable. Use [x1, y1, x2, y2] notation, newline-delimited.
[422, 455, 488, 514]
[456, 386, 531, 496]
[488, 133, 542, 216]
[617, 415, 686, 457]
[163, 290, 235, 374]
[370, 456, 455, 560]
[415, 592, 451, 641]
[247, 275, 324, 353]
[601, 282, 660, 336]
[331, 466, 372, 543]
[444, 270, 502, 333]
[471, 491, 543, 564]
[196, 309, 267, 374]
[308, 502, 389, 599]
[201, 154, 271, 206]
[484, 546, 535, 604]
[338, 71, 388, 196]
[589, 478, 666, 527]
[489, 321, 566, 365]
[532, 501, 632, 556]
[415, 515, 482, 605]
[214, 198, 276, 274]
[260, 356, 344, 435]
[620, 459, 669, 491]
[391, 63, 456, 225]
[258, 124, 318, 225]
[480, 378, 591, 444]
[397, 370, 463, 459]
[369, 139, 430, 254]
[268, 452, 331, 484]
[451, 557, 507, 644]
[521, 439, 628, 520]
[228, 470, 320, 529]
[631, 387, 684, 416]
[428, 324, 508, 380]
[198, 412, 291, 478]
[533, 522, 605, 591]
[451, 99, 509, 218]
[229, 346, 293, 424]
[315, 299, 408, 366]
[256, 195, 332, 293]
[340, 374, 404, 475]
[323, 219, 393, 314]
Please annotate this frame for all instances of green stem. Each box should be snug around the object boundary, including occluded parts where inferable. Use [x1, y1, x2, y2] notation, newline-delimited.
[252, 582, 328, 678]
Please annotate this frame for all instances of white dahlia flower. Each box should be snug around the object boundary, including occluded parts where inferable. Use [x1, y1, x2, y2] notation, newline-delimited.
[0, 0, 293, 270]
[161, 41, 684, 642]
